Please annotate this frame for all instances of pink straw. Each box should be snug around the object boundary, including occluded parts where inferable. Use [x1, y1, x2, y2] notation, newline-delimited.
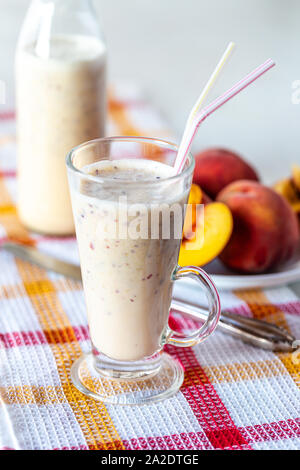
[174, 58, 276, 174]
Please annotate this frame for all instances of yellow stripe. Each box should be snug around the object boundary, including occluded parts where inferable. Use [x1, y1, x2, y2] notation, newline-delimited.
[0, 279, 81, 301]
[0, 385, 66, 405]
[277, 354, 300, 387]
[0, 205, 16, 215]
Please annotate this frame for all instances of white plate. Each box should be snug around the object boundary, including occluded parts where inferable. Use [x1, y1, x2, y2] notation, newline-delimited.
[185, 258, 300, 291]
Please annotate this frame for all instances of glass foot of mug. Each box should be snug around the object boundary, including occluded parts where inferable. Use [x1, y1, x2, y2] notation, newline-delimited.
[71, 352, 184, 405]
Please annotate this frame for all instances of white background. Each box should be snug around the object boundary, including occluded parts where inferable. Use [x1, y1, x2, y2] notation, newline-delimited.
[0, 0, 299, 183]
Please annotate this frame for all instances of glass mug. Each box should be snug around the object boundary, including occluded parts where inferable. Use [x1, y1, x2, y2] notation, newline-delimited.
[66, 137, 220, 405]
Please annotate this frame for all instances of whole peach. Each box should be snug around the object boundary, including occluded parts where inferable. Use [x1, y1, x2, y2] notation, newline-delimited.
[193, 148, 259, 198]
[217, 180, 299, 273]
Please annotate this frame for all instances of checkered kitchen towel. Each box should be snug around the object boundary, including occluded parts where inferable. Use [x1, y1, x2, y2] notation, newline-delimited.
[0, 84, 300, 450]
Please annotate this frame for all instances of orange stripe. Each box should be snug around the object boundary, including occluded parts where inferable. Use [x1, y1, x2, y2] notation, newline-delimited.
[108, 91, 142, 136]
[43, 326, 78, 344]
[15, 259, 124, 450]
[108, 91, 170, 164]
[108, 91, 170, 139]
[235, 289, 289, 330]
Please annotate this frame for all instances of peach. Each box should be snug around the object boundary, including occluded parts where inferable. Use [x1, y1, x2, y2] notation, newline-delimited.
[217, 180, 300, 273]
[193, 148, 259, 198]
[179, 202, 233, 267]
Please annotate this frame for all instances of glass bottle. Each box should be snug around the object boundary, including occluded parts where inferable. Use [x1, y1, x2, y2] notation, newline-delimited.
[15, 0, 107, 235]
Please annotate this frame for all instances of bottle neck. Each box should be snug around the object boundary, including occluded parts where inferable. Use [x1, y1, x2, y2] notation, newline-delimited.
[18, 0, 105, 55]
[37, 0, 92, 8]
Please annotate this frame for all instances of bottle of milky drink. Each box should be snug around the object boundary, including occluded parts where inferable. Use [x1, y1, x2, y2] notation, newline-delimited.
[15, 0, 107, 235]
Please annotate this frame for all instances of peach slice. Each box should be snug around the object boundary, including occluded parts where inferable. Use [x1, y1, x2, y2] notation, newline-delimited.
[179, 202, 233, 267]
[182, 184, 202, 238]
[188, 183, 203, 205]
[292, 164, 300, 193]
[273, 178, 300, 214]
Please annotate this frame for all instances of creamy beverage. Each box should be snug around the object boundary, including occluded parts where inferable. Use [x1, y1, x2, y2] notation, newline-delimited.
[71, 159, 188, 361]
[67, 138, 220, 404]
[16, 34, 106, 234]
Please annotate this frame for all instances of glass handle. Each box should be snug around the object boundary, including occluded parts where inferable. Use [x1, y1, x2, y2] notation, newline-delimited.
[167, 265, 221, 347]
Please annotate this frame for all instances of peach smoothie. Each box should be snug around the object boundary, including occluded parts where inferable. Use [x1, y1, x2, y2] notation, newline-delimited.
[71, 159, 189, 361]
[16, 34, 106, 234]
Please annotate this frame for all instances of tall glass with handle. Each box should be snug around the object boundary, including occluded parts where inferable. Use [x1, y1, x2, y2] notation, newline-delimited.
[66, 137, 221, 405]
[16, 0, 107, 235]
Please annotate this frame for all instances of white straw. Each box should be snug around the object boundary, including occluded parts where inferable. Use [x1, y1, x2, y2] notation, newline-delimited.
[188, 42, 235, 122]
[178, 42, 235, 163]
[174, 58, 276, 174]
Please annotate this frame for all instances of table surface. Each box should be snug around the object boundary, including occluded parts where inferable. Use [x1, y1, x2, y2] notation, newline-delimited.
[0, 2, 299, 450]
[0, 0, 300, 185]
[0, 84, 299, 450]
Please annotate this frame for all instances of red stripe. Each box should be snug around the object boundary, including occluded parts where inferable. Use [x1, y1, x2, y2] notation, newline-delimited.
[277, 302, 300, 315]
[123, 418, 300, 450]
[0, 111, 15, 121]
[0, 330, 47, 348]
[0, 170, 16, 178]
[53, 445, 89, 450]
[49, 418, 300, 450]
[36, 235, 76, 243]
[123, 431, 212, 450]
[99, 417, 300, 450]
[238, 418, 300, 444]
[167, 314, 252, 450]
[175, 347, 252, 449]
[0, 325, 89, 348]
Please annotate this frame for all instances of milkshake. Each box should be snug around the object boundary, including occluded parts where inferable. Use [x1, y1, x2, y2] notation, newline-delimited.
[16, 34, 106, 234]
[71, 159, 189, 361]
